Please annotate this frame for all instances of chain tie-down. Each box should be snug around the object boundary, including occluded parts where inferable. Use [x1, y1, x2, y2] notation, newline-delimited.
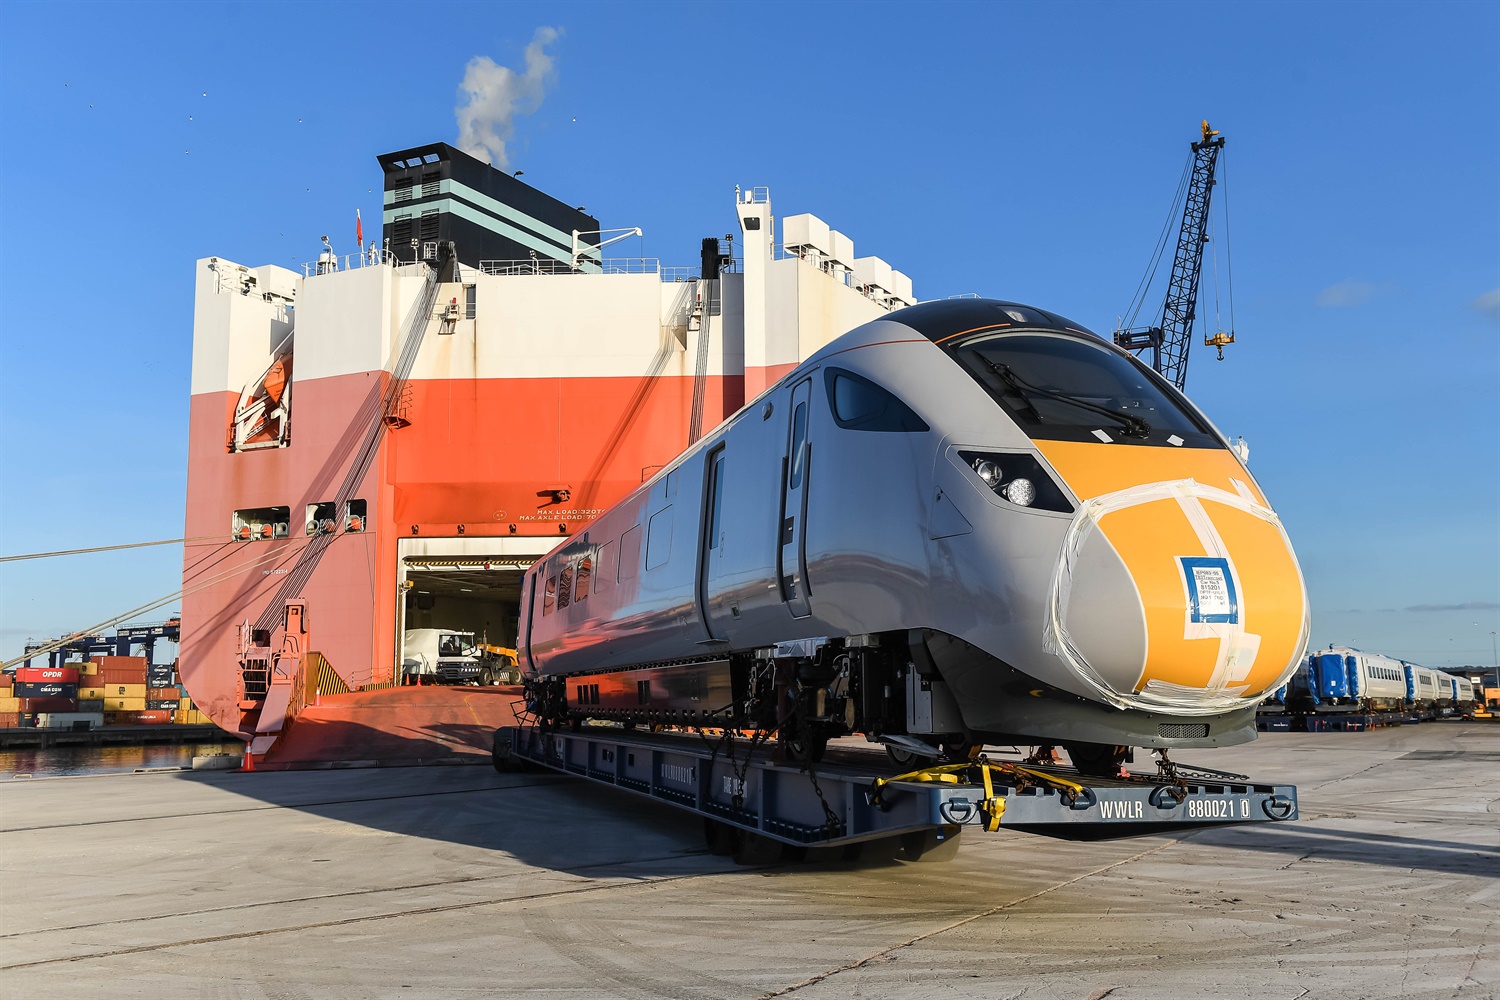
[866, 757, 1090, 832]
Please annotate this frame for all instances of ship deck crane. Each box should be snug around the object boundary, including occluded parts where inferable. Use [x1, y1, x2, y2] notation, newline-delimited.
[1114, 121, 1234, 391]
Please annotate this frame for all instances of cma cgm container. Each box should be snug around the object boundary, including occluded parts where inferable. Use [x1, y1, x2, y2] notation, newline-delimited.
[14, 683, 80, 700]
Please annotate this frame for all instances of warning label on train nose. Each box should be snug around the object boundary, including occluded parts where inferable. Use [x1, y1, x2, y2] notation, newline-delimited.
[1178, 556, 1238, 624]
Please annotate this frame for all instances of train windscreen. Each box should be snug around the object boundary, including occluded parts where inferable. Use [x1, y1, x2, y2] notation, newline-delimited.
[948, 332, 1220, 447]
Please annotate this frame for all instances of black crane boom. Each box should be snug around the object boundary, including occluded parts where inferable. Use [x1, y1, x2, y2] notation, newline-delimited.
[1115, 121, 1229, 390]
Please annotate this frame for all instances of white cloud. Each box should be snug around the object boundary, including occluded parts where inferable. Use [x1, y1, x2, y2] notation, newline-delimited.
[1472, 288, 1500, 323]
[1315, 280, 1379, 308]
[455, 27, 561, 170]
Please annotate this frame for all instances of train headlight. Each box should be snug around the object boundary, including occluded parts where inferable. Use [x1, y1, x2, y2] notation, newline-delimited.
[1001, 477, 1035, 507]
[957, 450, 1073, 513]
[973, 458, 1002, 488]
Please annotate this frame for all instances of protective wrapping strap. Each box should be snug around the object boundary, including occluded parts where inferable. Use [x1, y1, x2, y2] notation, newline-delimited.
[1042, 478, 1310, 715]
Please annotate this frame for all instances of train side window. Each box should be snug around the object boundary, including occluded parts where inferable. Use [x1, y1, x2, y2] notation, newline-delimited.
[824, 368, 929, 432]
[619, 526, 642, 582]
[595, 542, 614, 593]
[575, 557, 592, 601]
[543, 576, 556, 616]
[789, 404, 808, 489]
[646, 507, 672, 570]
[557, 564, 574, 610]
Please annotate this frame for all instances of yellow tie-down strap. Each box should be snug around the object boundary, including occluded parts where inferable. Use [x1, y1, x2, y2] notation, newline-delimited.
[868, 759, 1090, 832]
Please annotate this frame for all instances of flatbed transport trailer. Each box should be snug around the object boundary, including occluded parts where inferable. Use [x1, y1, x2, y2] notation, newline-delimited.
[493, 724, 1299, 864]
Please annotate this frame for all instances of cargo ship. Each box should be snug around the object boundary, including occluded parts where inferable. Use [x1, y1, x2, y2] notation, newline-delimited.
[177, 141, 920, 764]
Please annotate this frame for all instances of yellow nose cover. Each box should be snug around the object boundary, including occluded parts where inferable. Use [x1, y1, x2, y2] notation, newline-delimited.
[1037, 441, 1309, 710]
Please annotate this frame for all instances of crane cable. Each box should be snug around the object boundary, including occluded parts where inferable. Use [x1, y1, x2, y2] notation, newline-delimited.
[1122, 157, 1193, 332]
[1206, 150, 1237, 344]
[0, 535, 226, 564]
[2, 535, 319, 670]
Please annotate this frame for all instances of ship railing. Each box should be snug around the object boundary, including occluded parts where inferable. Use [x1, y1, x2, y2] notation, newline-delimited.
[300, 248, 408, 278]
[478, 257, 702, 281]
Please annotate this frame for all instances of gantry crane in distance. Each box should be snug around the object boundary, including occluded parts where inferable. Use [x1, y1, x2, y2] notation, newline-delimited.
[1114, 121, 1234, 391]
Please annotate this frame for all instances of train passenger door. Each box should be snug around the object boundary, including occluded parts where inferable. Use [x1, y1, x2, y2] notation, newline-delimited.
[697, 444, 729, 642]
[779, 378, 813, 618]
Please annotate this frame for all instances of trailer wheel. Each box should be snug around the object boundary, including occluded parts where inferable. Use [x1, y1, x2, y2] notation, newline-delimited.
[703, 819, 736, 856]
[731, 830, 784, 866]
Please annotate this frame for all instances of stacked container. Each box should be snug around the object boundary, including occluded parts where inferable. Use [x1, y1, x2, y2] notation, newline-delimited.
[0, 671, 18, 728]
[14, 666, 80, 715]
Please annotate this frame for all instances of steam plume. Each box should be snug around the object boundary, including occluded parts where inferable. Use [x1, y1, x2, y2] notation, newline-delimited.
[455, 27, 561, 170]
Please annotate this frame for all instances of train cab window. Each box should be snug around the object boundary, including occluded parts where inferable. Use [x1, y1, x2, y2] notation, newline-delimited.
[543, 576, 556, 616]
[575, 557, 591, 601]
[557, 565, 574, 610]
[706, 451, 725, 549]
[946, 332, 1218, 447]
[789, 404, 808, 489]
[824, 368, 929, 432]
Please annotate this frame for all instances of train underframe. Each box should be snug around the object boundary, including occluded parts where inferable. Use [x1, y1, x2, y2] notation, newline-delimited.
[523, 630, 1180, 776]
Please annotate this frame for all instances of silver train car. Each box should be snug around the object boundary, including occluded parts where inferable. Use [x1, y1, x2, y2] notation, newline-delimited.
[517, 299, 1311, 771]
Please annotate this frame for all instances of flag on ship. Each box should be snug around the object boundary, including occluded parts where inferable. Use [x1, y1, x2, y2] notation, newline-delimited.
[356, 209, 363, 247]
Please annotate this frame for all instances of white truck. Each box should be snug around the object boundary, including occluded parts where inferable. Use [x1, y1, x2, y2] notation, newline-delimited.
[402, 629, 518, 686]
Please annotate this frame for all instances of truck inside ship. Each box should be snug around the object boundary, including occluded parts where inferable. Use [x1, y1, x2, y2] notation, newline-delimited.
[399, 539, 552, 689]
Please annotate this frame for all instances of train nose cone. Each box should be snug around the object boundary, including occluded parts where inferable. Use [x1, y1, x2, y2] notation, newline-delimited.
[1047, 480, 1309, 713]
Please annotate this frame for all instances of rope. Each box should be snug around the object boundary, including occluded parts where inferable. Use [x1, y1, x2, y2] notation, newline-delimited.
[0, 535, 224, 564]
[3, 536, 317, 670]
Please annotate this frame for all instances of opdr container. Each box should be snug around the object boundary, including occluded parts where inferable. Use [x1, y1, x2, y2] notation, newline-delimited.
[14, 667, 81, 684]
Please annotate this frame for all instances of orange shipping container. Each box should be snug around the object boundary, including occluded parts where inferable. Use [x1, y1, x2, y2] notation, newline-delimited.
[111, 710, 173, 725]
[147, 687, 179, 700]
[0, 673, 12, 688]
[0, 712, 20, 728]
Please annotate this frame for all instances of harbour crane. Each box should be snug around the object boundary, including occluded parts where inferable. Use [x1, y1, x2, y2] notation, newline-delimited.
[1114, 121, 1234, 391]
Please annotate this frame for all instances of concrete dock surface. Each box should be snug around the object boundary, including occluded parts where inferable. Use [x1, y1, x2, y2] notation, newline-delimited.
[1, 722, 1495, 999]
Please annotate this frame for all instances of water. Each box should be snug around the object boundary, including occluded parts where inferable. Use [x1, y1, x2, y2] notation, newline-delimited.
[0, 741, 241, 779]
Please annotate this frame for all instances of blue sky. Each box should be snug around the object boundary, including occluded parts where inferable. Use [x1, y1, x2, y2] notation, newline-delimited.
[1, 1, 1496, 670]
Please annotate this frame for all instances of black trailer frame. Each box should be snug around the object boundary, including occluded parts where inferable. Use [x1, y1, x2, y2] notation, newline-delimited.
[493, 724, 1298, 862]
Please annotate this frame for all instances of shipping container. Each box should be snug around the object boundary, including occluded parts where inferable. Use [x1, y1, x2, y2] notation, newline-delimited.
[14, 682, 80, 699]
[147, 699, 180, 711]
[147, 669, 175, 687]
[0, 712, 21, 728]
[14, 667, 81, 684]
[111, 709, 173, 725]
[80, 687, 107, 700]
[36, 712, 105, 730]
[147, 687, 179, 700]
[0, 697, 19, 713]
[0, 673, 13, 688]
[77, 699, 105, 712]
[103, 684, 148, 698]
[19, 697, 78, 713]
[103, 696, 148, 712]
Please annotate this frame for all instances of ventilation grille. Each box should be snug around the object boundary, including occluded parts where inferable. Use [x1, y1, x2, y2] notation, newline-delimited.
[1158, 723, 1209, 739]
